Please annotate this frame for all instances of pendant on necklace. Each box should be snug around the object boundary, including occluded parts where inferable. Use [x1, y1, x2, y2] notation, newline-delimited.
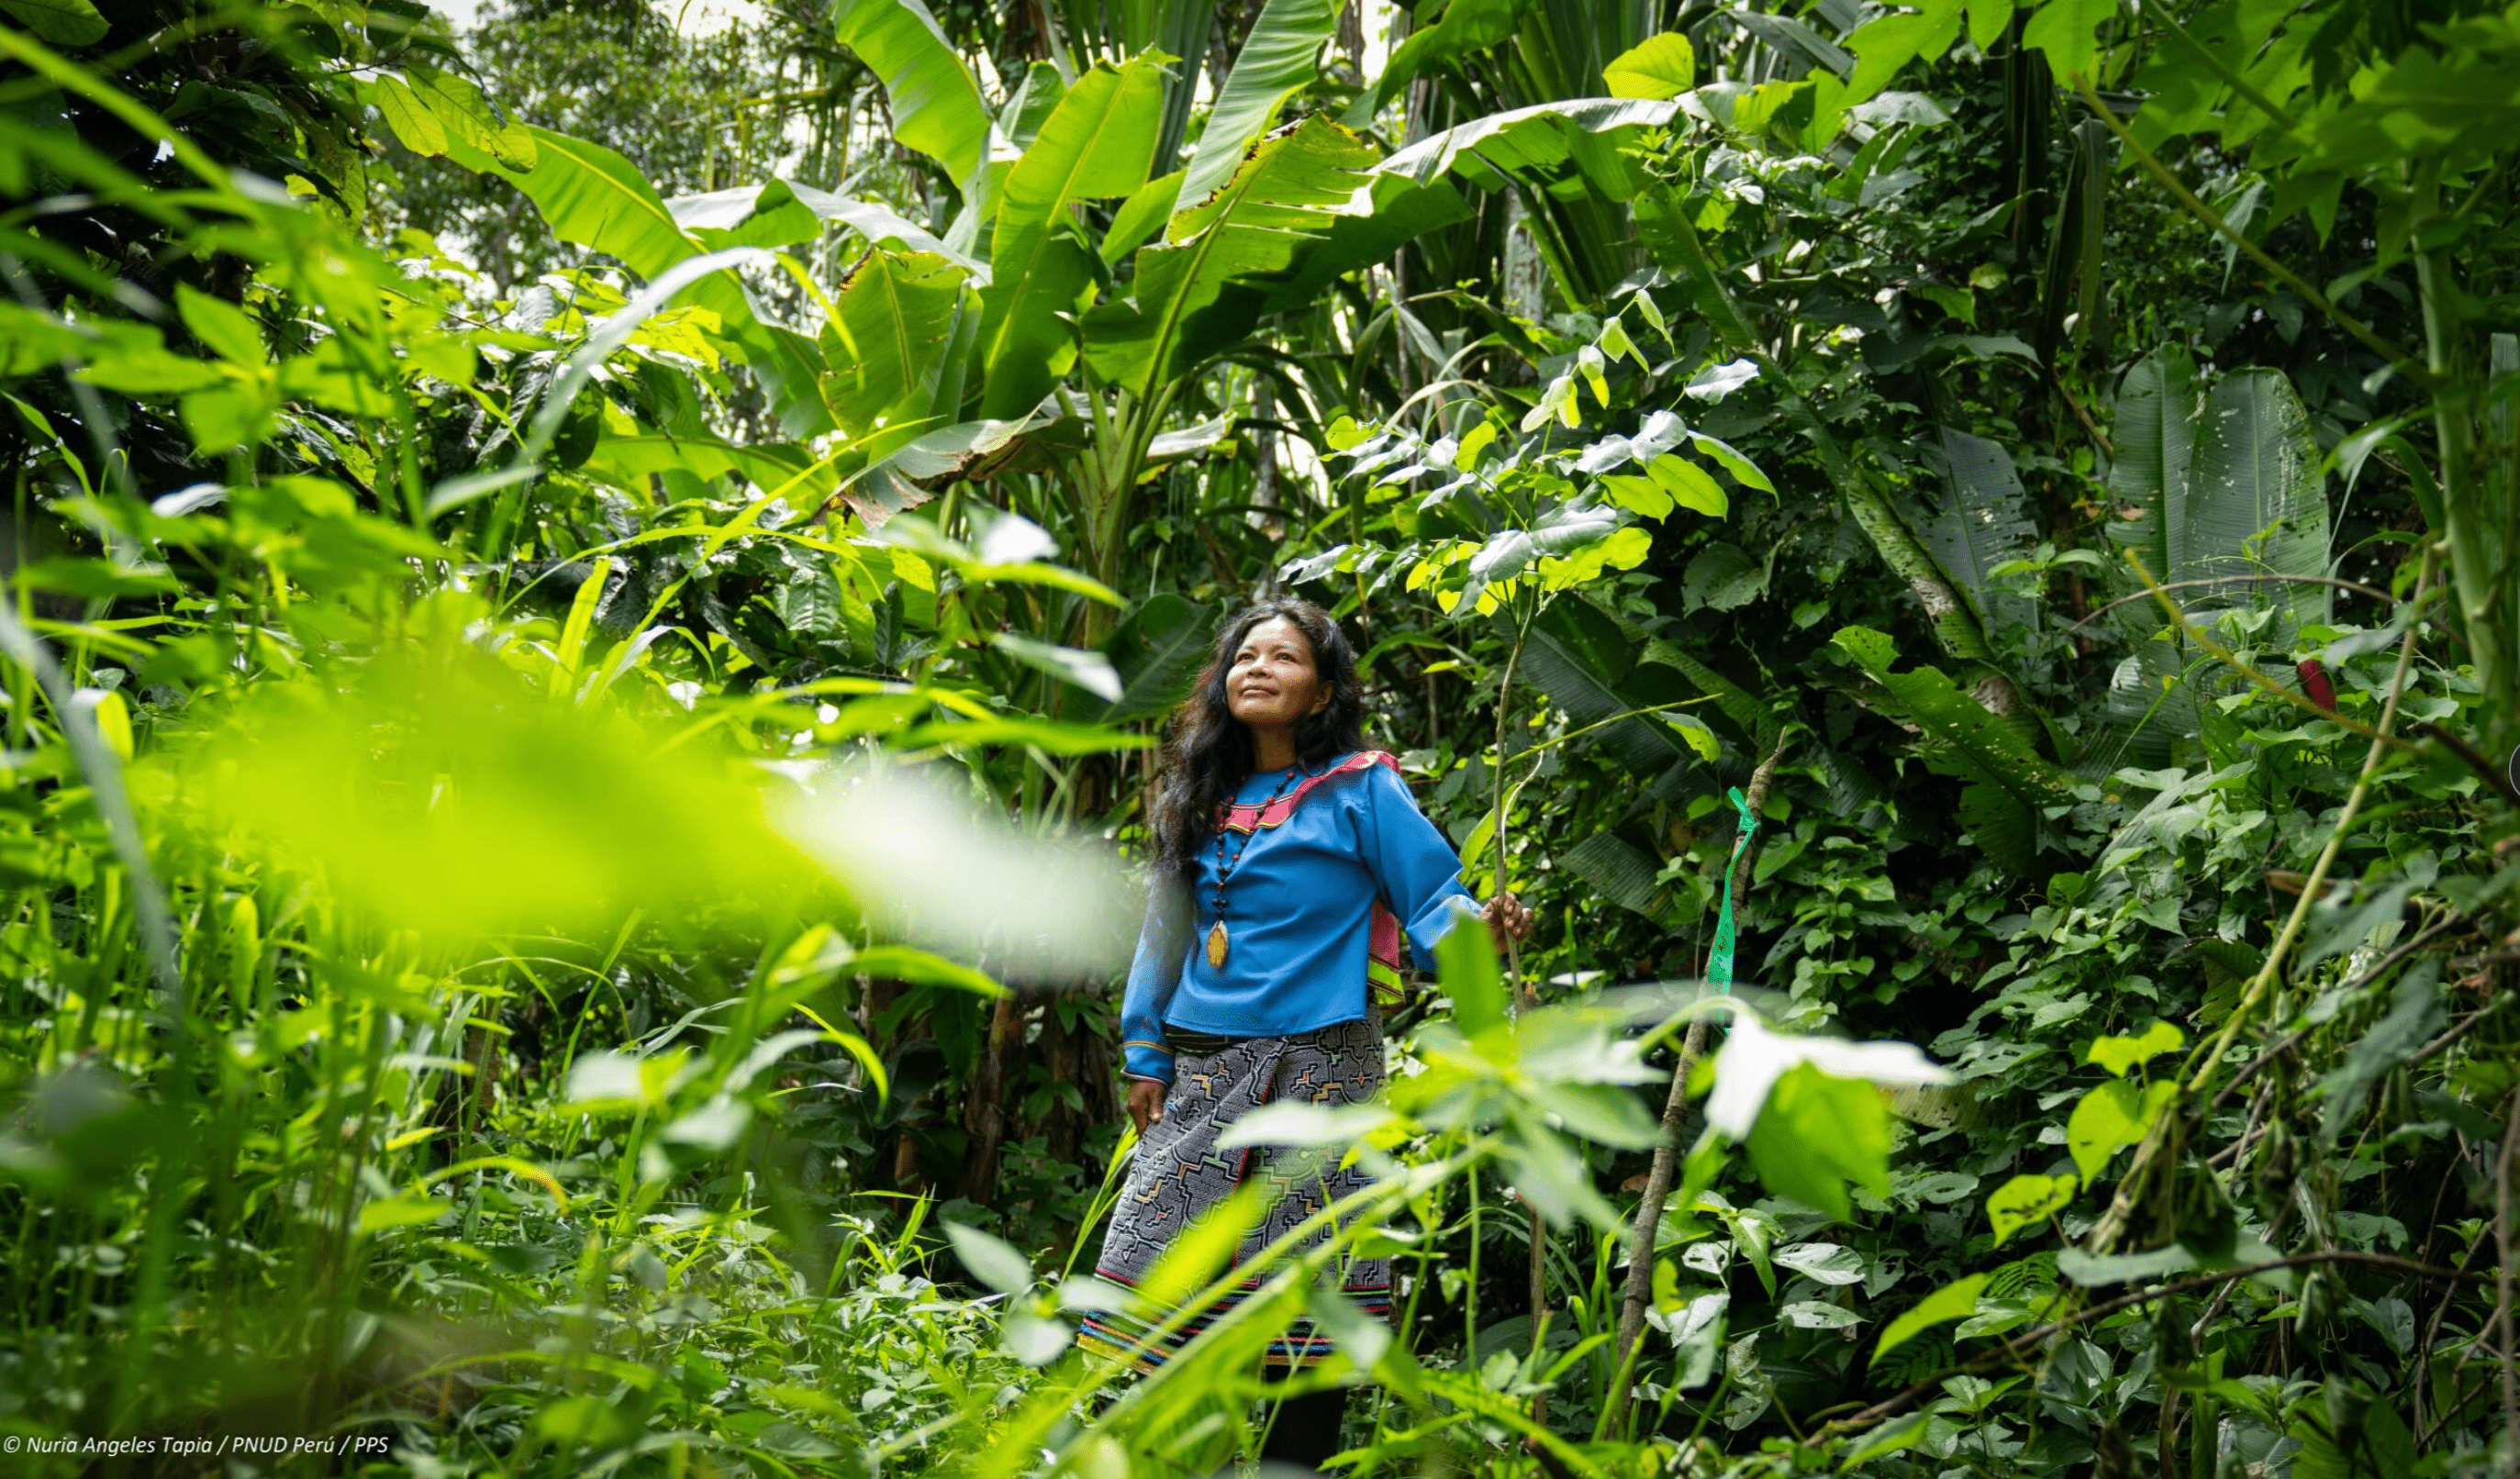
[1206, 922, 1229, 967]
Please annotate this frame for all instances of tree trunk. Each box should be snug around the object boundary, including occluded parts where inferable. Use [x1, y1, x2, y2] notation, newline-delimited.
[960, 993, 1027, 1202]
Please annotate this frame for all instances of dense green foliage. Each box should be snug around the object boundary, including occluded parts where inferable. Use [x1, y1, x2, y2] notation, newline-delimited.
[3, 0, 2518, 1473]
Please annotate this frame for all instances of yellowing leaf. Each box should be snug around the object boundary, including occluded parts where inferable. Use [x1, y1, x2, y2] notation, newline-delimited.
[1665, 712, 1719, 762]
[1600, 473, 1673, 518]
[1455, 418, 1499, 469]
[356, 1194, 456, 1234]
[2067, 1078, 2176, 1184]
[1645, 454, 1728, 517]
[86, 688, 133, 762]
[1578, 344, 1611, 406]
[373, 73, 449, 158]
[2087, 1019, 2184, 1077]
[1537, 523, 1652, 589]
[1985, 1172, 2076, 1246]
[411, 63, 538, 170]
[1603, 33, 1697, 100]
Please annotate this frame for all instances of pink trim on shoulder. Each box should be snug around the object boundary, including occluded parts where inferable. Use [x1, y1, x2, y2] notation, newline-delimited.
[1218, 750, 1399, 833]
[1216, 750, 1416, 1004]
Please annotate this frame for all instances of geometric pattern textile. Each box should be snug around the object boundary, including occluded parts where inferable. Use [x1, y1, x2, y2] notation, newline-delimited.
[1076, 1015, 1392, 1372]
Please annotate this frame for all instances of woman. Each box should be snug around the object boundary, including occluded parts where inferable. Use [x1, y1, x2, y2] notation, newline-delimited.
[1076, 598, 1533, 1473]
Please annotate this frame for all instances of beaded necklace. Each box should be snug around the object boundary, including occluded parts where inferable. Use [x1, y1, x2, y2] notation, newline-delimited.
[1205, 762, 1304, 967]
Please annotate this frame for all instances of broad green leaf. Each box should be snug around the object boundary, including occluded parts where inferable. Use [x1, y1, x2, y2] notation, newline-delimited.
[1914, 427, 2038, 645]
[1684, 358, 1758, 400]
[356, 1195, 456, 1234]
[1560, 832, 1670, 922]
[844, 945, 1006, 995]
[1255, 169, 1476, 316]
[1449, 502, 1622, 614]
[1687, 431, 1774, 494]
[1099, 168, 1184, 264]
[1601, 473, 1673, 518]
[534, 1395, 636, 1447]
[2104, 348, 2195, 596]
[2056, 1244, 2197, 1286]
[440, 123, 693, 282]
[1604, 34, 1697, 99]
[2087, 1019, 2185, 1077]
[581, 434, 831, 503]
[1772, 1241, 1867, 1285]
[1350, 0, 1516, 119]
[659, 1096, 753, 1151]
[833, 0, 1006, 193]
[1434, 897, 1504, 1036]
[996, 58, 1065, 150]
[1379, 97, 1682, 199]
[673, 180, 986, 280]
[2188, 369, 2332, 629]
[978, 57, 1165, 417]
[1968, 0, 2013, 50]
[1744, 1064, 1893, 1221]
[1779, 1299, 1862, 1329]
[1084, 116, 1375, 397]
[1683, 541, 1767, 612]
[990, 632, 1124, 703]
[1985, 1172, 2077, 1246]
[943, 1218, 1034, 1295]
[1872, 1273, 1987, 1364]
[1829, 625, 2070, 807]
[371, 73, 449, 158]
[1094, 593, 1213, 723]
[1176, 0, 1340, 211]
[1844, 1413, 1934, 1465]
[993, 54, 1163, 228]
[0, 0, 106, 47]
[1522, 606, 1690, 773]
[1538, 523, 1652, 587]
[2103, 351, 2329, 630]
[1845, 8, 1960, 105]
[2021, 0, 2113, 84]
[2066, 1078, 2175, 1184]
[1706, 1015, 1951, 1141]
[827, 249, 965, 437]
[409, 63, 535, 170]
[85, 687, 132, 762]
[1645, 454, 1727, 517]
[175, 285, 262, 367]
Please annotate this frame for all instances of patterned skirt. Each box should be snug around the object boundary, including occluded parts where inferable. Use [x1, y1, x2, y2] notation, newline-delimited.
[1076, 1015, 1391, 1372]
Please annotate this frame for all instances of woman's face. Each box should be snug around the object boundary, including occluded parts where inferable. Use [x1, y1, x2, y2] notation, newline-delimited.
[1225, 617, 1329, 733]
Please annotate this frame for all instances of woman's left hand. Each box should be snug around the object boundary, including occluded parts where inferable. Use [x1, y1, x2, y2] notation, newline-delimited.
[1484, 891, 1534, 949]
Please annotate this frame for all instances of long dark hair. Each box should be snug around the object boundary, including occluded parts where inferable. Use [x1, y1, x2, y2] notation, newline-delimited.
[1147, 599, 1368, 876]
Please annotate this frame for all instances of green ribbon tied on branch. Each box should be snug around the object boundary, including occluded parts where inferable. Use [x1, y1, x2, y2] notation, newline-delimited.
[1707, 786, 1759, 994]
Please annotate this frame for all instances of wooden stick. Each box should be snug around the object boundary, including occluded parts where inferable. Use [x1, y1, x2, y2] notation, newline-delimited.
[1603, 730, 1792, 1436]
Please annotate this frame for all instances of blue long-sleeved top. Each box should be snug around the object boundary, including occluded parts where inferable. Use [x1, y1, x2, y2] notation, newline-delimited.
[1120, 751, 1479, 1085]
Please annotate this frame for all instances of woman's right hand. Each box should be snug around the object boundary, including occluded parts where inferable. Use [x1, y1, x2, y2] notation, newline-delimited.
[1127, 1079, 1169, 1135]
